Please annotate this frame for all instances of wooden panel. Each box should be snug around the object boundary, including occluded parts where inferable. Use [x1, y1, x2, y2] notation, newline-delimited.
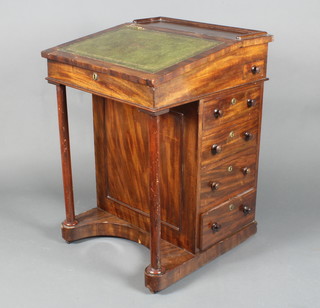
[171, 102, 200, 252]
[200, 148, 257, 208]
[104, 100, 150, 213]
[105, 197, 151, 232]
[202, 85, 261, 134]
[155, 44, 267, 108]
[104, 100, 183, 228]
[92, 95, 107, 208]
[159, 111, 184, 227]
[47, 61, 154, 108]
[200, 190, 256, 250]
[93, 99, 199, 252]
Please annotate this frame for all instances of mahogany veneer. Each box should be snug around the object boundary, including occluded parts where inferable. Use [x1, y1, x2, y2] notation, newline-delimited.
[42, 17, 272, 293]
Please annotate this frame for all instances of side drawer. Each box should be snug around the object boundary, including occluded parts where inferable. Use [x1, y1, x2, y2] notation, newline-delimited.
[202, 85, 262, 135]
[201, 115, 259, 167]
[200, 190, 256, 251]
[200, 147, 257, 208]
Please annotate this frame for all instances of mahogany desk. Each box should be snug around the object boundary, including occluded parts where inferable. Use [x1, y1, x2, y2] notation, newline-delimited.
[42, 17, 272, 292]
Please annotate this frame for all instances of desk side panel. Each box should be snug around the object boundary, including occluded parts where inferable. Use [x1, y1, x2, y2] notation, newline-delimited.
[92, 97, 199, 253]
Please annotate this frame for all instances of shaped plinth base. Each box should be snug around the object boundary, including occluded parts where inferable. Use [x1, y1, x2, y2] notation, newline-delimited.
[61, 207, 150, 246]
[61, 208, 257, 293]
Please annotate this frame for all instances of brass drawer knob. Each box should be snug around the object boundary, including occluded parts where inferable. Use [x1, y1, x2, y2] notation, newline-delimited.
[242, 206, 252, 216]
[231, 97, 237, 105]
[251, 65, 261, 74]
[247, 99, 256, 108]
[211, 144, 222, 155]
[92, 72, 99, 80]
[244, 131, 253, 141]
[229, 204, 235, 211]
[213, 109, 223, 118]
[210, 182, 220, 191]
[211, 222, 221, 232]
[242, 167, 251, 175]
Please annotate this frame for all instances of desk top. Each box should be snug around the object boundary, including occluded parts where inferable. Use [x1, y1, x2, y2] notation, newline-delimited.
[42, 17, 272, 111]
[60, 25, 221, 73]
[42, 17, 272, 85]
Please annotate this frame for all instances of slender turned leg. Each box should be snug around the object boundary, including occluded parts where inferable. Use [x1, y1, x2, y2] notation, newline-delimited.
[146, 113, 164, 275]
[56, 84, 78, 227]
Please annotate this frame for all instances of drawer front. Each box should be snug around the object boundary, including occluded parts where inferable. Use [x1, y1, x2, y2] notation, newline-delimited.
[47, 61, 154, 108]
[201, 114, 258, 167]
[243, 59, 266, 83]
[200, 147, 256, 208]
[202, 85, 261, 135]
[200, 190, 256, 251]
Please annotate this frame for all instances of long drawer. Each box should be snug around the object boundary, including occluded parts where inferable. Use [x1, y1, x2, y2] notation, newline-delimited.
[199, 190, 256, 251]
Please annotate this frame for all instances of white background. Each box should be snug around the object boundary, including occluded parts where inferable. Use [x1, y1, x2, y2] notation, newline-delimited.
[1, 0, 319, 307]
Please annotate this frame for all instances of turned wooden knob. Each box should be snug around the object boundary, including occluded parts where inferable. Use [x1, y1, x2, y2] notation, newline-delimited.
[210, 182, 220, 191]
[242, 167, 251, 175]
[242, 206, 252, 216]
[213, 109, 223, 118]
[247, 99, 256, 107]
[211, 144, 222, 155]
[244, 132, 253, 141]
[211, 223, 221, 232]
[251, 65, 261, 74]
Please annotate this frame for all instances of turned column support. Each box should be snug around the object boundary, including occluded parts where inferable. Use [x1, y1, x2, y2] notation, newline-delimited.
[145, 109, 169, 275]
[56, 84, 78, 227]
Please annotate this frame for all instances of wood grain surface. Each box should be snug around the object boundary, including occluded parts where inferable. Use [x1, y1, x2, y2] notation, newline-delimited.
[154, 44, 267, 108]
[45, 17, 272, 292]
[202, 84, 262, 134]
[200, 148, 257, 209]
[93, 98, 199, 252]
[48, 61, 154, 108]
[200, 189, 256, 250]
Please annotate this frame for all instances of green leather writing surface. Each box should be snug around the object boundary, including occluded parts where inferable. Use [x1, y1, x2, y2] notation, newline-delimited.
[60, 25, 221, 73]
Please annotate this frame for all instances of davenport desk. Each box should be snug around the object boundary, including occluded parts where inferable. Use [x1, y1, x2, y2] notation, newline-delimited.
[42, 17, 272, 292]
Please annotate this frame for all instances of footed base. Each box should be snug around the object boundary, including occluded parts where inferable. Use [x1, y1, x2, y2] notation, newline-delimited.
[61, 208, 257, 293]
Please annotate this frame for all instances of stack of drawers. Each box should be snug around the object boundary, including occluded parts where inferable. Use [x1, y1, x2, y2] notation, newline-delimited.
[199, 83, 263, 251]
